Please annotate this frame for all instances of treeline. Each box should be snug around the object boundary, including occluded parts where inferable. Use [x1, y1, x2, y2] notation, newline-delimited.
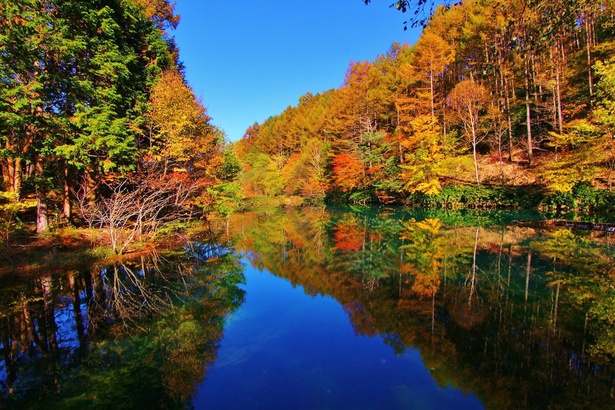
[236, 0, 615, 210]
[0, 0, 235, 235]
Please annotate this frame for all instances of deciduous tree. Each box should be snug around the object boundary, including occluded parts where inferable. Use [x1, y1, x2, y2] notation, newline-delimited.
[448, 79, 490, 185]
[414, 31, 455, 123]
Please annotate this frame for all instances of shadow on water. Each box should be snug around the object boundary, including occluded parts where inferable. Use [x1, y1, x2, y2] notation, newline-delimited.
[0, 242, 245, 409]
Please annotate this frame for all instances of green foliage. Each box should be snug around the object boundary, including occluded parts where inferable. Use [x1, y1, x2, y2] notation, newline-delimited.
[0, 192, 37, 244]
[325, 188, 378, 205]
[218, 143, 242, 181]
[240, 152, 286, 197]
[0, 191, 37, 214]
[348, 190, 376, 205]
[207, 181, 245, 218]
[541, 182, 615, 214]
[408, 184, 544, 209]
[540, 191, 576, 212]
[0, 0, 192, 234]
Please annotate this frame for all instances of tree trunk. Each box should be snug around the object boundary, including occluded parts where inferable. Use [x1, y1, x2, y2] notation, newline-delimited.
[63, 162, 71, 221]
[13, 157, 22, 201]
[469, 111, 480, 185]
[2, 157, 24, 200]
[495, 41, 514, 163]
[555, 45, 564, 136]
[504, 76, 514, 162]
[0, 159, 11, 192]
[84, 168, 97, 206]
[525, 58, 533, 167]
[36, 189, 49, 234]
[585, 12, 594, 107]
[35, 157, 49, 234]
[395, 102, 404, 164]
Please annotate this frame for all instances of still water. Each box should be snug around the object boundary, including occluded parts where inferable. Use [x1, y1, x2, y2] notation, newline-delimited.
[1, 206, 615, 409]
[193, 262, 482, 409]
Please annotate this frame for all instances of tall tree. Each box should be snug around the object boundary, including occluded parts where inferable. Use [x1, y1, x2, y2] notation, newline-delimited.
[400, 115, 445, 194]
[448, 79, 490, 185]
[0, 0, 75, 231]
[1, 0, 177, 232]
[413, 31, 455, 123]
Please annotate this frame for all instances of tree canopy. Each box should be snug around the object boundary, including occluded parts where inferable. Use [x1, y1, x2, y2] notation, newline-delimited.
[236, 0, 615, 209]
[0, 0, 226, 234]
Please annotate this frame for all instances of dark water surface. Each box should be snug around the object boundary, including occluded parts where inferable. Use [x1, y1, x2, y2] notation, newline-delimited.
[2, 206, 615, 409]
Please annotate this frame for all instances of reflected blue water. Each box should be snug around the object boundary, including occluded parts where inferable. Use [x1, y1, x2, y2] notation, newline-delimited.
[55, 305, 81, 350]
[194, 260, 483, 409]
[0, 346, 5, 387]
[6, 208, 613, 408]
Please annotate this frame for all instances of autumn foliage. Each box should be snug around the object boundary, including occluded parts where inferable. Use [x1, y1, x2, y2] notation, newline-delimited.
[332, 154, 365, 193]
[0, 0, 227, 235]
[235, 0, 615, 207]
[333, 219, 364, 252]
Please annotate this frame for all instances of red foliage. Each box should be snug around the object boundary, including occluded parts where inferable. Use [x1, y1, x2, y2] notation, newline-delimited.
[332, 153, 364, 192]
[333, 220, 363, 251]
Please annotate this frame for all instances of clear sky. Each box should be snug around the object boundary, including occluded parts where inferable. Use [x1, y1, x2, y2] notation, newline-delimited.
[173, 0, 423, 142]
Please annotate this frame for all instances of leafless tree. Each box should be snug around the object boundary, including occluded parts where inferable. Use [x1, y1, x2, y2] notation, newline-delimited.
[75, 178, 198, 254]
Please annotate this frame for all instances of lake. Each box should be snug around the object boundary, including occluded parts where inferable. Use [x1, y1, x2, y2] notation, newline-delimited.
[1, 206, 615, 409]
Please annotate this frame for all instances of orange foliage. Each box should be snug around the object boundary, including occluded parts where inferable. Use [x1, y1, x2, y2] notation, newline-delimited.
[332, 153, 364, 192]
[131, 0, 179, 30]
[411, 272, 442, 299]
[333, 220, 364, 251]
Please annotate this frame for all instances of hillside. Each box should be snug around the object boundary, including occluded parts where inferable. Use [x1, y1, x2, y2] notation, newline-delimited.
[234, 0, 615, 211]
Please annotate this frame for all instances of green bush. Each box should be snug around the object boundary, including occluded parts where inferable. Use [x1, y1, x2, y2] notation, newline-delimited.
[540, 182, 615, 214]
[326, 189, 378, 205]
[405, 184, 543, 210]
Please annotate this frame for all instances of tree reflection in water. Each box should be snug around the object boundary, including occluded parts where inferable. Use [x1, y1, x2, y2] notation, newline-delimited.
[2, 206, 615, 408]
[0, 242, 245, 409]
[229, 206, 615, 409]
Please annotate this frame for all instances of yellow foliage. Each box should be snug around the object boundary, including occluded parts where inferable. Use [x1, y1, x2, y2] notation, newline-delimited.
[540, 120, 608, 192]
[400, 115, 446, 194]
[0, 192, 37, 214]
[148, 70, 222, 181]
[414, 218, 443, 234]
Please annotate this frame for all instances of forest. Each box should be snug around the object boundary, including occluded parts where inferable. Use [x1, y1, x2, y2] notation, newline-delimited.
[235, 0, 615, 212]
[2, 2, 615, 406]
[0, 0, 238, 242]
[2, 0, 615, 245]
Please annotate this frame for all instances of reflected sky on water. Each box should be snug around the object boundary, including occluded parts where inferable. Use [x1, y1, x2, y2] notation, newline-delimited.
[2, 206, 615, 409]
[194, 261, 483, 409]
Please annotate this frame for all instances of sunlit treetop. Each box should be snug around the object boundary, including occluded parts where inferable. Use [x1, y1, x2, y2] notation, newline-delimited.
[130, 0, 180, 31]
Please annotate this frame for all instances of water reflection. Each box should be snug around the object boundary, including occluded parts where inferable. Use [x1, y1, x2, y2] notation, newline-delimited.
[0, 243, 245, 409]
[228, 206, 615, 409]
[2, 206, 615, 408]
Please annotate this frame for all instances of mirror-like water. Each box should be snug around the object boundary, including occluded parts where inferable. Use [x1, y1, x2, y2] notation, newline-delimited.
[193, 262, 483, 409]
[1, 206, 615, 409]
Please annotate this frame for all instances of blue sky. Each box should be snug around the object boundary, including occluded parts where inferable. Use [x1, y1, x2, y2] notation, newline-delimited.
[173, 0, 422, 142]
